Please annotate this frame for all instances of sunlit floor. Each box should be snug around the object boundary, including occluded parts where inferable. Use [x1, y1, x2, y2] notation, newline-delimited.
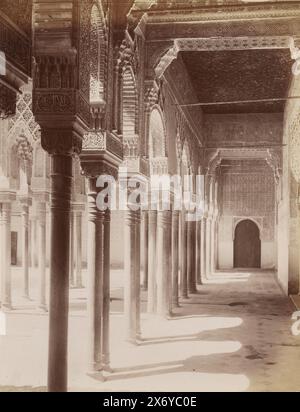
[0, 267, 299, 392]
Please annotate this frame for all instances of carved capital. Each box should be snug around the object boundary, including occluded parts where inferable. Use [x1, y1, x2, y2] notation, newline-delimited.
[33, 53, 91, 131]
[0, 84, 17, 118]
[80, 159, 119, 180]
[41, 129, 82, 156]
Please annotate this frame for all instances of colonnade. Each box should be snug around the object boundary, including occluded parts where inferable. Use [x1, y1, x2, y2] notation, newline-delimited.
[0, 195, 85, 311]
[0, 150, 220, 391]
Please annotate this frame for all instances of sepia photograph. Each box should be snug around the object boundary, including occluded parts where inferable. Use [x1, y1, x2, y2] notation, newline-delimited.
[0, 0, 300, 399]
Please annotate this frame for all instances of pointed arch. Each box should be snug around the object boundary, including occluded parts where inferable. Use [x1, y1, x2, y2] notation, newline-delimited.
[149, 106, 166, 159]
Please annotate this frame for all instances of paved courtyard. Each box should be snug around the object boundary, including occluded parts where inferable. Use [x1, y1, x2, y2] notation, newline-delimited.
[0, 268, 299, 392]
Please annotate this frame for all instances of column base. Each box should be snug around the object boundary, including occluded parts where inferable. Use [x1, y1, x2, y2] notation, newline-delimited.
[37, 304, 48, 313]
[1, 303, 12, 312]
[86, 371, 106, 382]
[102, 364, 112, 374]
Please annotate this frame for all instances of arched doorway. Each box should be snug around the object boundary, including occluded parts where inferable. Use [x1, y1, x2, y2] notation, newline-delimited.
[234, 220, 261, 268]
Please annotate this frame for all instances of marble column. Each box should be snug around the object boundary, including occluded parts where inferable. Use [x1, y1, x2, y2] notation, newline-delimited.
[180, 212, 188, 299]
[196, 219, 202, 285]
[69, 209, 75, 287]
[187, 219, 197, 294]
[74, 209, 83, 288]
[200, 218, 206, 281]
[147, 210, 157, 313]
[141, 210, 149, 291]
[0, 202, 12, 310]
[210, 218, 216, 275]
[124, 209, 141, 342]
[102, 210, 111, 371]
[21, 200, 30, 299]
[172, 210, 180, 308]
[37, 202, 47, 311]
[47, 154, 73, 392]
[30, 217, 38, 268]
[156, 210, 172, 317]
[135, 211, 141, 339]
[86, 177, 105, 372]
[206, 217, 212, 277]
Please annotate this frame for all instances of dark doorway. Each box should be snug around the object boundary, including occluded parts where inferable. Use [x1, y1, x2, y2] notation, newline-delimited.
[234, 220, 261, 268]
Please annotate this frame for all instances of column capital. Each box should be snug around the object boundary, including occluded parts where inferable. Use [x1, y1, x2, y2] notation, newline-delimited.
[41, 129, 82, 157]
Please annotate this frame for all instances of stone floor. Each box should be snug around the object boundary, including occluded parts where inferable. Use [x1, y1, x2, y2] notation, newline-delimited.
[0, 268, 299, 392]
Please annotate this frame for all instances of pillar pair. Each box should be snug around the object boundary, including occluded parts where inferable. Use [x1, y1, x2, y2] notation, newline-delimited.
[86, 177, 110, 373]
[124, 209, 141, 342]
[0, 200, 13, 310]
[180, 213, 198, 298]
[147, 209, 174, 317]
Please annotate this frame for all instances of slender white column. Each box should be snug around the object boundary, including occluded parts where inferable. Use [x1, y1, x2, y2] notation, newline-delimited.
[200, 218, 206, 281]
[74, 210, 83, 288]
[196, 219, 202, 285]
[124, 209, 140, 342]
[141, 211, 149, 291]
[180, 212, 188, 299]
[187, 220, 197, 294]
[147, 210, 157, 313]
[206, 217, 212, 277]
[102, 210, 111, 370]
[30, 217, 38, 268]
[172, 210, 180, 308]
[37, 202, 47, 311]
[156, 210, 172, 317]
[69, 209, 75, 287]
[0, 203, 12, 310]
[86, 178, 104, 373]
[135, 210, 141, 340]
[21, 201, 30, 299]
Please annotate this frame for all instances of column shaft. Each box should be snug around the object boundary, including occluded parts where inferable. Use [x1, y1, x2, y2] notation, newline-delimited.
[124, 210, 139, 342]
[200, 218, 206, 280]
[21, 203, 30, 299]
[74, 211, 83, 288]
[30, 218, 38, 268]
[69, 210, 75, 287]
[156, 210, 172, 317]
[141, 211, 149, 291]
[187, 220, 197, 294]
[47, 154, 72, 392]
[102, 210, 111, 370]
[180, 213, 188, 299]
[0, 203, 12, 310]
[37, 202, 47, 311]
[147, 210, 157, 313]
[172, 211, 180, 308]
[87, 179, 104, 372]
[135, 211, 141, 339]
[196, 220, 202, 284]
